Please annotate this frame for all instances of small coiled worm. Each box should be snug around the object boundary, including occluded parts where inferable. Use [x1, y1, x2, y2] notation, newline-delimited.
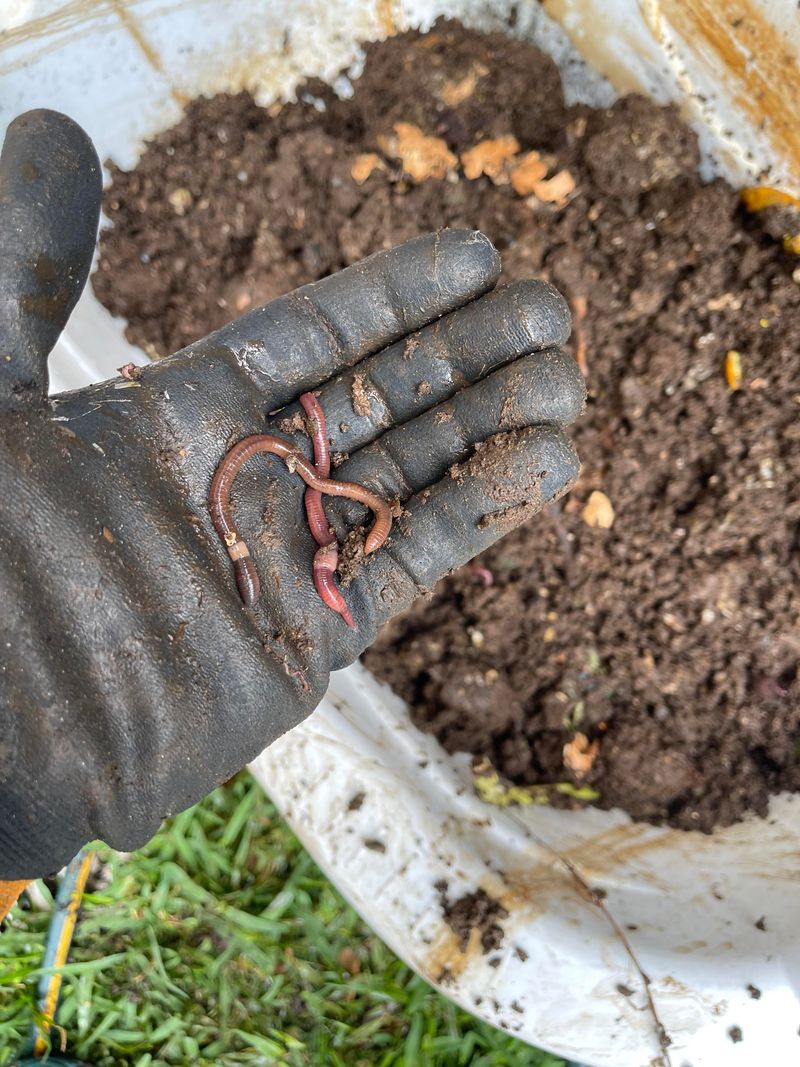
[299, 392, 356, 629]
[209, 430, 391, 612]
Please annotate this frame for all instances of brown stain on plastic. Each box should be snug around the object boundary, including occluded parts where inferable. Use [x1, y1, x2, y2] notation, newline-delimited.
[376, 0, 399, 38]
[484, 825, 686, 919]
[541, 0, 654, 95]
[557, 823, 683, 877]
[421, 925, 483, 982]
[0, 0, 186, 105]
[491, 867, 565, 916]
[109, 0, 188, 107]
[656, 0, 800, 176]
[110, 0, 162, 71]
[0, 0, 115, 52]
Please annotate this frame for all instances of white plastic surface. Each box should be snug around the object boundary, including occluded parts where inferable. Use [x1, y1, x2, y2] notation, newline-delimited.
[254, 666, 800, 1067]
[3, 2, 798, 1064]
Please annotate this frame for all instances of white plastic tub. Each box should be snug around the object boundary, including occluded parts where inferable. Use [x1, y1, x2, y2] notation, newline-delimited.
[3, 2, 798, 1065]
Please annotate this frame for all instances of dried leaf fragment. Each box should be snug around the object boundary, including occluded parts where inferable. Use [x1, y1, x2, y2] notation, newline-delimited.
[351, 152, 385, 185]
[338, 946, 361, 975]
[379, 122, 457, 182]
[509, 151, 548, 196]
[725, 349, 743, 390]
[563, 732, 600, 778]
[461, 135, 520, 184]
[581, 490, 615, 529]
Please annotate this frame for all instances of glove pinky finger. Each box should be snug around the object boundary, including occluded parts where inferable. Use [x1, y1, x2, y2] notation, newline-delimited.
[332, 424, 579, 663]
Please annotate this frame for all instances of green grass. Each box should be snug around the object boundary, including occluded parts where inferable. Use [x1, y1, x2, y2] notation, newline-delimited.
[0, 774, 564, 1066]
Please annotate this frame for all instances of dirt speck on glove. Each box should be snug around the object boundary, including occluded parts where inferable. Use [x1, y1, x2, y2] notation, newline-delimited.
[350, 373, 372, 418]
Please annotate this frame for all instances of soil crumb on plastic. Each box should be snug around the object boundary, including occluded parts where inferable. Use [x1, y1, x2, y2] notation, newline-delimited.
[436, 882, 508, 953]
[95, 19, 800, 834]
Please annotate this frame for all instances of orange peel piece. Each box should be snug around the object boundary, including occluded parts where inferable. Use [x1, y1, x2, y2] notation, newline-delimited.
[509, 151, 548, 196]
[740, 186, 800, 212]
[461, 135, 520, 184]
[563, 732, 600, 778]
[379, 122, 457, 182]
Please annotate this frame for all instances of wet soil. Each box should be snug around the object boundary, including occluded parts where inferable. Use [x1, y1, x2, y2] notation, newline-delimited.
[94, 20, 800, 832]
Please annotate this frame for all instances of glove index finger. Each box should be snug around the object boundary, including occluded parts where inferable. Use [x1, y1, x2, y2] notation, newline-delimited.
[187, 229, 500, 408]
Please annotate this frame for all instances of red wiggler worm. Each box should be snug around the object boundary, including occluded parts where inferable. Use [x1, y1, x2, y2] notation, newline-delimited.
[209, 427, 391, 612]
[299, 391, 334, 544]
[467, 563, 494, 587]
[299, 391, 356, 629]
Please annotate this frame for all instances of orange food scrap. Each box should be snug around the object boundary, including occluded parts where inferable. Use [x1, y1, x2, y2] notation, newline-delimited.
[0, 880, 29, 923]
[509, 151, 548, 196]
[379, 123, 456, 182]
[461, 135, 520, 184]
[167, 187, 192, 215]
[531, 168, 576, 206]
[581, 490, 615, 529]
[440, 70, 481, 107]
[414, 32, 441, 49]
[351, 152, 385, 185]
[563, 732, 600, 778]
[740, 186, 800, 212]
[725, 350, 743, 390]
[570, 295, 589, 377]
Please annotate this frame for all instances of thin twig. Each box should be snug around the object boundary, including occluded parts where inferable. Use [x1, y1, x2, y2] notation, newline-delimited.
[558, 854, 672, 1063]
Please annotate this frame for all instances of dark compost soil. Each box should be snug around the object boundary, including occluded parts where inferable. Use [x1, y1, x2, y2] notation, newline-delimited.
[435, 882, 508, 954]
[93, 21, 800, 833]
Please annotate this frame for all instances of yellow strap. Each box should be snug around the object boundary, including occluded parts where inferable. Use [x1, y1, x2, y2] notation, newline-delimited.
[33, 851, 93, 1055]
[0, 879, 30, 923]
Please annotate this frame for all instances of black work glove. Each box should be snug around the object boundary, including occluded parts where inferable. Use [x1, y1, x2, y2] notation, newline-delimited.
[0, 111, 584, 879]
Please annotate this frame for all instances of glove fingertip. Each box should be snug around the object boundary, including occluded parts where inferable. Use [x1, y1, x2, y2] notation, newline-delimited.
[505, 277, 573, 349]
[436, 228, 501, 299]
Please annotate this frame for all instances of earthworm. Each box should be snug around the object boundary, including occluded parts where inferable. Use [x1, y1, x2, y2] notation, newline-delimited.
[311, 542, 355, 629]
[299, 392, 334, 544]
[299, 391, 356, 629]
[209, 432, 391, 609]
[467, 563, 494, 587]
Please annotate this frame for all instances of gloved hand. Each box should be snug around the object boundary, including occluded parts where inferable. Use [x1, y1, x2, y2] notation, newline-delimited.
[0, 111, 584, 879]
